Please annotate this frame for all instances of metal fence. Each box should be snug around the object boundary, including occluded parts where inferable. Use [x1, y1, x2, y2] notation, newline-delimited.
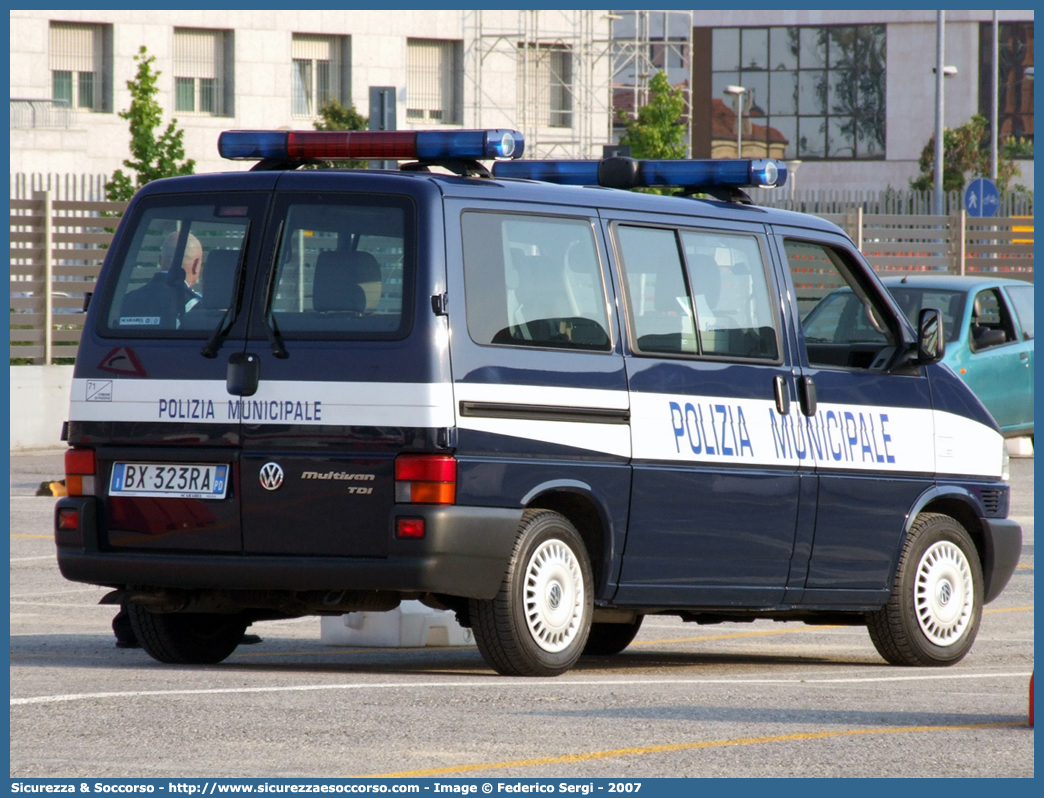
[10, 99, 72, 130]
[748, 187, 1034, 217]
[8, 189, 1035, 364]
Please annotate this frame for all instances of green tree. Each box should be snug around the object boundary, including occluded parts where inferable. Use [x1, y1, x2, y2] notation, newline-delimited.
[314, 100, 368, 133]
[910, 114, 1021, 193]
[618, 71, 687, 160]
[311, 100, 369, 169]
[105, 47, 194, 202]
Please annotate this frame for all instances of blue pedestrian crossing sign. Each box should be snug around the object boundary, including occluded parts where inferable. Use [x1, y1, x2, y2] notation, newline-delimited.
[964, 177, 1000, 218]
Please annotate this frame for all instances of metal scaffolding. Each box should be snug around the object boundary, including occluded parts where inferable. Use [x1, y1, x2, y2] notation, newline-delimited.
[463, 10, 615, 159]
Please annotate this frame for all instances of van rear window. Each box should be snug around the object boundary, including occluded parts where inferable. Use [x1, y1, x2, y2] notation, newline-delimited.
[266, 194, 413, 339]
[100, 194, 265, 337]
[461, 212, 611, 352]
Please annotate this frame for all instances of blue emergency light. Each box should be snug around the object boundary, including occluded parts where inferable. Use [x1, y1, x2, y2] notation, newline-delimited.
[218, 129, 525, 162]
[492, 157, 787, 191]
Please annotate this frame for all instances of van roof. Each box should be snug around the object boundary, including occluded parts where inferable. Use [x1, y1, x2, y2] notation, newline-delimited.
[134, 166, 845, 237]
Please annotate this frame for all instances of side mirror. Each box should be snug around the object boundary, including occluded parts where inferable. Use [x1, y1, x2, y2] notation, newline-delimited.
[917, 307, 945, 364]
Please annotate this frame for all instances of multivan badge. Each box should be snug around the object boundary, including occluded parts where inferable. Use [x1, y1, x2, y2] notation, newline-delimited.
[259, 462, 284, 491]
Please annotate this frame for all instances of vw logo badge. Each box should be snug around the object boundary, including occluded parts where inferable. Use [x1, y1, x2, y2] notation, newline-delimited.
[259, 462, 284, 491]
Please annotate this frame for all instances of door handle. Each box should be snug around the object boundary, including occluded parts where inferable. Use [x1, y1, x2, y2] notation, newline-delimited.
[227, 352, 260, 397]
[773, 375, 791, 415]
[798, 375, 817, 417]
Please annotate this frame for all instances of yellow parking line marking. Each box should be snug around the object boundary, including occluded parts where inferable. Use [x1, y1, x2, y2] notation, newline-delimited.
[1015, 564, 1032, 569]
[361, 721, 1026, 778]
[984, 605, 1033, 614]
[632, 626, 841, 647]
[10, 534, 52, 539]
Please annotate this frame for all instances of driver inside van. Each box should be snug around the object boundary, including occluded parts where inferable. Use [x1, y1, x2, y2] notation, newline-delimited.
[119, 232, 204, 326]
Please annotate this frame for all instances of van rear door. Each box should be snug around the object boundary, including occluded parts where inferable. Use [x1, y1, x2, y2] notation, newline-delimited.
[234, 176, 453, 557]
[70, 185, 272, 552]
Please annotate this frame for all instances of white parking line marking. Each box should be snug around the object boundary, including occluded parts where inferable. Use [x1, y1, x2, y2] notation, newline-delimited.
[9, 587, 106, 598]
[11, 671, 1032, 707]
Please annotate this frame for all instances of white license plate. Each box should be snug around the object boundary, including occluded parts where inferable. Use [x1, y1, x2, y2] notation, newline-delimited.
[109, 463, 229, 500]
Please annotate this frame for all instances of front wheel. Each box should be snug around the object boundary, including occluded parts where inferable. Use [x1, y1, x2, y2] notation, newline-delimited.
[866, 513, 983, 666]
[128, 603, 248, 665]
[470, 509, 593, 676]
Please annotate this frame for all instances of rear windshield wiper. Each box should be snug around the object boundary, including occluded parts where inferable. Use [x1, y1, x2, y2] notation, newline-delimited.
[260, 220, 289, 359]
[201, 228, 250, 358]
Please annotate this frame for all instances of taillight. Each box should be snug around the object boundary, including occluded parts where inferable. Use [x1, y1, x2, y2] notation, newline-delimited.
[64, 448, 96, 496]
[57, 508, 80, 530]
[396, 517, 426, 539]
[394, 454, 456, 504]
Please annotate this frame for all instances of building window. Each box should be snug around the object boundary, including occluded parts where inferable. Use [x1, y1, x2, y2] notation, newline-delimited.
[292, 34, 348, 118]
[979, 21, 1034, 156]
[49, 21, 111, 112]
[707, 25, 886, 160]
[406, 39, 461, 124]
[174, 28, 231, 116]
[518, 44, 574, 128]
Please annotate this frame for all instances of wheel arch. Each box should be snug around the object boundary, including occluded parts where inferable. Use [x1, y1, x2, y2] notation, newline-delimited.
[521, 480, 616, 599]
[893, 486, 987, 583]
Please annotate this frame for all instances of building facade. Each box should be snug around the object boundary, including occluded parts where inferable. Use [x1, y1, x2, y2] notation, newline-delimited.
[9, 10, 1034, 195]
[688, 10, 1034, 193]
[9, 10, 616, 179]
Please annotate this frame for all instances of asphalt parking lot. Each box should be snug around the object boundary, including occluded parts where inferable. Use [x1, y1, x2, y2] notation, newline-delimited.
[9, 449, 1034, 779]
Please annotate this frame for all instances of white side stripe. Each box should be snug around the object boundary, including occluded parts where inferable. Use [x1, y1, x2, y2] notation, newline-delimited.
[69, 379, 455, 428]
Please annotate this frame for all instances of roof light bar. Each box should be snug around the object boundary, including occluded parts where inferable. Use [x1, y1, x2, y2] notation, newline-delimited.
[218, 129, 525, 162]
[492, 157, 788, 190]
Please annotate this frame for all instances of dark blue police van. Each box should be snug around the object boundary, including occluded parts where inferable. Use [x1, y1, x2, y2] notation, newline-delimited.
[55, 129, 1021, 676]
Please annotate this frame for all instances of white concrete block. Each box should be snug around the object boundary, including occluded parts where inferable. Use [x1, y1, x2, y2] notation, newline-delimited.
[10, 365, 74, 451]
[320, 600, 475, 648]
[1006, 436, 1034, 458]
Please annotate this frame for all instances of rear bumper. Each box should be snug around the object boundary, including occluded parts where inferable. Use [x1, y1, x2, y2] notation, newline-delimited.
[55, 498, 523, 600]
[980, 517, 1023, 604]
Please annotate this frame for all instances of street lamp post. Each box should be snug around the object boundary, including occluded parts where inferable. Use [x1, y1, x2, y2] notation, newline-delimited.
[991, 10, 999, 182]
[725, 85, 746, 157]
[934, 11, 945, 216]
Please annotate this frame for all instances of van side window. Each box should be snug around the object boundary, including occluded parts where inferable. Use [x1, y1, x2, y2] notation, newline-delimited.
[102, 198, 259, 336]
[267, 197, 411, 339]
[461, 212, 611, 351]
[787, 239, 897, 369]
[616, 225, 779, 360]
[680, 230, 779, 360]
[616, 226, 697, 354]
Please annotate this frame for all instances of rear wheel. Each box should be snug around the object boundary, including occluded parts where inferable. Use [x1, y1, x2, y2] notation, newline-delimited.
[582, 616, 643, 656]
[470, 509, 593, 676]
[127, 603, 248, 665]
[866, 513, 982, 666]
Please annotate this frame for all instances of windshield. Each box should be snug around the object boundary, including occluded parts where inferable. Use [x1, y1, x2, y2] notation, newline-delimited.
[803, 286, 965, 345]
[886, 287, 965, 343]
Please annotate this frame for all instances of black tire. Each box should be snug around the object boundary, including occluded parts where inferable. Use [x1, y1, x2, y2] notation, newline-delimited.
[866, 513, 983, 667]
[582, 616, 643, 656]
[127, 603, 248, 665]
[469, 509, 593, 677]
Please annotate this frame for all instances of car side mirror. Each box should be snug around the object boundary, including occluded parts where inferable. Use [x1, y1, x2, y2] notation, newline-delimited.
[917, 307, 945, 364]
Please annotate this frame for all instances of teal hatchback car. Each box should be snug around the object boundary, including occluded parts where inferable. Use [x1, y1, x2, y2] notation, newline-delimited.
[803, 275, 1034, 439]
